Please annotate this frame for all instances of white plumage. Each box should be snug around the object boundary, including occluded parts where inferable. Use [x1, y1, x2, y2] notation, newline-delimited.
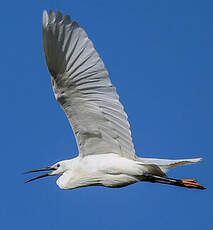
[24, 10, 205, 190]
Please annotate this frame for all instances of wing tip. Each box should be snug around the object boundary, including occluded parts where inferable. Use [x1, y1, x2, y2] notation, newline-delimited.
[55, 11, 63, 22]
[42, 10, 49, 28]
[42, 9, 72, 27]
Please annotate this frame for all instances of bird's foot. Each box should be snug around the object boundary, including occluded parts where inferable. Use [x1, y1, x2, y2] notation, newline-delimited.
[181, 179, 206, 190]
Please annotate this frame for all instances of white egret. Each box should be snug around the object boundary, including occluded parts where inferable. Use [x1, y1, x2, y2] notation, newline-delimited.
[25, 10, 205, 190]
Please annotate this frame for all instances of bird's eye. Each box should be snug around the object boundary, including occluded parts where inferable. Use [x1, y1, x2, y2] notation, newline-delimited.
[56, 164, 60, 168]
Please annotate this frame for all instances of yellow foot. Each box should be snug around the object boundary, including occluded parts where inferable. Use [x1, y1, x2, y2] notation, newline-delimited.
[181, 179, 206, 190]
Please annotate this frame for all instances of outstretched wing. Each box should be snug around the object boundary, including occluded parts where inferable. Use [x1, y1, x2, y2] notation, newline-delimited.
[42, 10, 136, 159]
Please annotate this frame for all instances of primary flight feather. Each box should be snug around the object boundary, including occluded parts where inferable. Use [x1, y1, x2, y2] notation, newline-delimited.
[25, 10, 206, 190]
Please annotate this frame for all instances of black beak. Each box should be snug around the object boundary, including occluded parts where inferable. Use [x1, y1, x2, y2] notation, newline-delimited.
[24, 167, 56, 183]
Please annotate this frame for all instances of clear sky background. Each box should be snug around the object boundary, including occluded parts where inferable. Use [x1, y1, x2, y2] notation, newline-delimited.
[1, 0, 212, 229]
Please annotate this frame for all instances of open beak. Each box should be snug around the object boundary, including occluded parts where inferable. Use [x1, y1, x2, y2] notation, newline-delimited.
[24, 167, 56, 183]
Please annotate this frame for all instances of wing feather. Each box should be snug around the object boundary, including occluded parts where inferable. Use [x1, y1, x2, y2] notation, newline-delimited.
[42, 10, 136, 159]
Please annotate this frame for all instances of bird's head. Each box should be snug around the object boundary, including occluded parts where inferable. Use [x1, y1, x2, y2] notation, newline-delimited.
[24, 160, 68, 183]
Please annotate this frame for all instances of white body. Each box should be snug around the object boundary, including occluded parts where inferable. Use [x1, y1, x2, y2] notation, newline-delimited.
[56, 154, 144, 189]
[54, 154, 201, 190]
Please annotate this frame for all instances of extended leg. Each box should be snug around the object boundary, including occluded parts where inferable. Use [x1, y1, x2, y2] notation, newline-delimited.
[143, 174, 206, 190]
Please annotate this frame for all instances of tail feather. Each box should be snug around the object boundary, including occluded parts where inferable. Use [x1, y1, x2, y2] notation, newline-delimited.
[139, 157, 202, 173]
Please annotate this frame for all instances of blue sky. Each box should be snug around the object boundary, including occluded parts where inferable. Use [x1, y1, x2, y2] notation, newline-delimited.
[1, 0, 212, 229]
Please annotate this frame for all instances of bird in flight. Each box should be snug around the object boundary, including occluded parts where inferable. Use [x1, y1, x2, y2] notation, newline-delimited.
[25, 10, 206, 190]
